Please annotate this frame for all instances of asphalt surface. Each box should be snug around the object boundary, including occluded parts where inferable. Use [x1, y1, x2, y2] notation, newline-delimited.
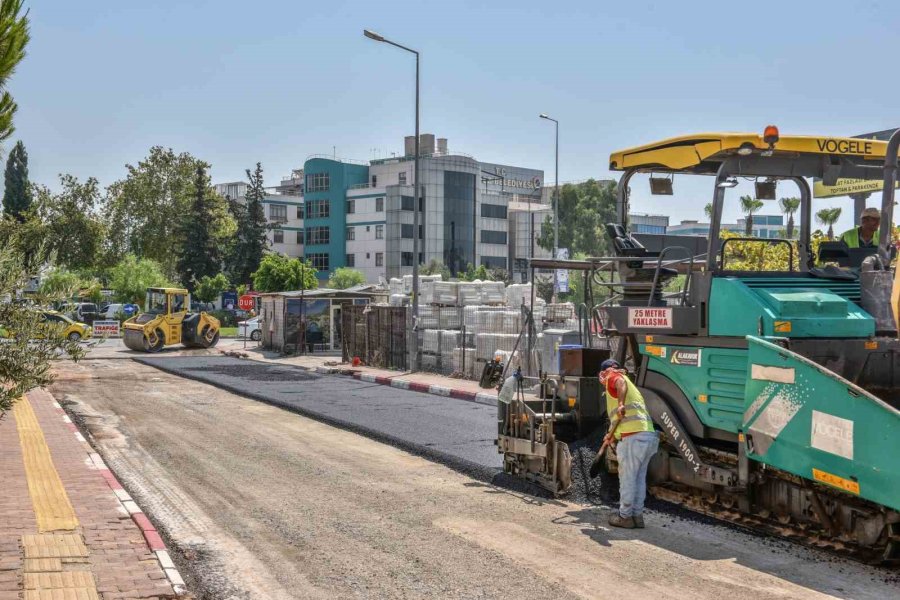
[135, 355, 503, 478]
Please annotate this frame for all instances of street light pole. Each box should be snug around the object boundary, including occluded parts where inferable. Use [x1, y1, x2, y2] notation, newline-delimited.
[365, 29, 421, 367]
[540, 113, 559, 298]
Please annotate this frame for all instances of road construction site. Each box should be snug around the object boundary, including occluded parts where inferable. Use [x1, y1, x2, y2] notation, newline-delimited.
[47, 344, 898, 599]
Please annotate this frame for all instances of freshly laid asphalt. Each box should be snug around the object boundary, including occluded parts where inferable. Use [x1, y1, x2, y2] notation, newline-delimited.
[135, 355, 503, 478]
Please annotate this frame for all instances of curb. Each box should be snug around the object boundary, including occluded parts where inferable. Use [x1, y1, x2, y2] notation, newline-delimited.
[50, 397, 188, 595]
[310, 363, 497, 406]
[351, 371, 497, 406]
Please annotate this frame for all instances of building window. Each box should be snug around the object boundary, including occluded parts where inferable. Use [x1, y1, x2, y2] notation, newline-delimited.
[305, 172, 329, 192]
[398, 172, 407, 184]
[306, 226, 330, 245]
[273, 228, 284, 243]
[371, 175, 377, 187]
[375, 252, 383, 267]
[306, 199, 330, 219]
[297, 205, 304, 219]
[401, 195, 414, 211]
[481, 204, 508, 219]
[346, 226, 355, 241]
[375, 225, 384, 239]
[309, 253, 330, 271]
[481, 256, 507, 269]
[376, 197, 384, 212]
[347, 199, 355, 214]
[401, 252, 413, 267]
[346, 254, 355, 267]
[296, 230, 304, 244]
[269, 204, 287, 223]
[480, 230, 507, 244]
[401, 224, 414, 239]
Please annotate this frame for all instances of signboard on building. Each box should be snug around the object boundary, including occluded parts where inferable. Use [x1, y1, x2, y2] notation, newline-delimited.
[222, 291, 238, 310]
[555, 248, 569, 293]
[92, 320, 120, 337]
[814, 129, 899, 198]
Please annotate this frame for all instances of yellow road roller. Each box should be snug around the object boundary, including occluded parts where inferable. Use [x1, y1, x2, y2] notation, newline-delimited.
[123, 287, 220, 352]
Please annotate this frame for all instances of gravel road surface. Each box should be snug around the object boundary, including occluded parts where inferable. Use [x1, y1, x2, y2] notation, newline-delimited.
[49, 357, 898, 599]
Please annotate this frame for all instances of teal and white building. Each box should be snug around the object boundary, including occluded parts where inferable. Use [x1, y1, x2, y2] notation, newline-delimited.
[218, 135, 545, 283]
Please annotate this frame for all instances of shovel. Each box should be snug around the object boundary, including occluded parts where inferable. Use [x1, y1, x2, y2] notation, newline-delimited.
[589, 416, 622, 479]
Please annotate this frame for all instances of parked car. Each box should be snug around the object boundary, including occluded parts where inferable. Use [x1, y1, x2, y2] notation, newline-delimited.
[1, 310, 92, 342]
[72, 302, 100, 324]
[238, 316, 261, 341]
[101, 303, 124, 319]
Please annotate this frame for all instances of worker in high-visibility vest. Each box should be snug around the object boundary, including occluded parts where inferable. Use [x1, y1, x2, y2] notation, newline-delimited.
[839, 207, 881, 248]
[598, 359, 658, 529]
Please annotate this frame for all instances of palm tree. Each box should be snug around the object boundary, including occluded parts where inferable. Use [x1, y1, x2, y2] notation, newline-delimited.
[816, 207, 843, 240]
[740, 195, 765, 235]
[704, 202, 714, 221]
[779, 197, 801, 239]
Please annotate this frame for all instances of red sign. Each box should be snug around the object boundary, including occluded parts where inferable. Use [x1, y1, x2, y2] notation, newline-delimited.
[238, 295, 255, 311]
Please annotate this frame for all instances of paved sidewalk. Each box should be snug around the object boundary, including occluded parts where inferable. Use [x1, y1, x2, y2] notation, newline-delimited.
[0, 389, 183, 599]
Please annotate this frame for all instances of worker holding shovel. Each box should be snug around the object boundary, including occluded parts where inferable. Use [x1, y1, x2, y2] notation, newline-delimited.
[592, 359, 658, 529]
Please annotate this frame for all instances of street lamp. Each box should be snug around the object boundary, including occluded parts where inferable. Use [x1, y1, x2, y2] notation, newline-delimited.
[364, 28, 421, 366]
[540, 113, 559, 297]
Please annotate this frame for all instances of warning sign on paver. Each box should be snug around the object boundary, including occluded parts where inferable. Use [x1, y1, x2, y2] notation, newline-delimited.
[627, 307, 672, 329]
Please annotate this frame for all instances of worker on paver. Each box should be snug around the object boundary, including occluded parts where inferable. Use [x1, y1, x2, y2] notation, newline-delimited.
[839, 207, 881, 248]
[598, 359, 658, 529]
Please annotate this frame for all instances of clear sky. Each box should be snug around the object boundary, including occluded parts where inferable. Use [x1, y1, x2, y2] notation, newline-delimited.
[8, 0, 899, 232]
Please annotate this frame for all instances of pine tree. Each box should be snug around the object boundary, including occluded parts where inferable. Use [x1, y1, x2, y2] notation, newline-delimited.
[2, 139, 29, 221]
[175, 165, 221, 290]
[226, 162, 269, 285]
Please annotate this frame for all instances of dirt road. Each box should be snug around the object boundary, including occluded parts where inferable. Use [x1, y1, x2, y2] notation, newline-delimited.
[49, 357, 896, 599]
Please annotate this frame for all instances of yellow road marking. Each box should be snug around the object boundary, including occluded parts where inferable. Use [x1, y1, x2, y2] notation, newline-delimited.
[13, 398, 79, 532]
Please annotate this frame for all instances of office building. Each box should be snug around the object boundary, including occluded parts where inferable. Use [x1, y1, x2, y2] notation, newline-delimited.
[628, 213, 669, 234]
[667, 214, 785, 238]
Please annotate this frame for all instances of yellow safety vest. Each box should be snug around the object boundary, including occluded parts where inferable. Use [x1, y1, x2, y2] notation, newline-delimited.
[605, 371, 655, 440]
[840, 227, 879, 248]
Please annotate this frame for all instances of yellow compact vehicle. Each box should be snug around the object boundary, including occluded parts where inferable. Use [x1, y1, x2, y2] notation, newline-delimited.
[42, 311, 92, 342]
[123, 287, 220, 352]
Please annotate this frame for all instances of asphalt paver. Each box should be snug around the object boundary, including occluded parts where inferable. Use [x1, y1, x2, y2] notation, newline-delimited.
[136, 355, 503, 477]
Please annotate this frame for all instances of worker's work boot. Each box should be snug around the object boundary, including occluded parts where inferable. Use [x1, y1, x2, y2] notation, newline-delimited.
[633, 514, 645, 528]
[608, 513, 635, 529]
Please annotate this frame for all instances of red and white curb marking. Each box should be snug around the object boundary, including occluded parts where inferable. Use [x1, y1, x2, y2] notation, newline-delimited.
[51, 398, 188, 595]
[349, 371, 498, 405]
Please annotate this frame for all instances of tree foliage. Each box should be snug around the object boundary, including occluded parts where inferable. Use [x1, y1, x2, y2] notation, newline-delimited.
[538, 179, 617, 257]
[227, 163, 269, 285]
[419, 259, 451, 280]
[104, 147, 208, 275]
[194, 273, 229, 304]
[816, 207, 843, 240]
[0, 241, 85, 414]
[327, 267, 365, 289]
[739, 195, 765, 235]
[175, 165, 232, 289]
[107, 255, 173, 305]
[3, 140, 29, 220]
[33, 175, 106, 271]
[0, 0, 29, 145]
[779, 197, 801, 239]
[251, 253, 317, 293]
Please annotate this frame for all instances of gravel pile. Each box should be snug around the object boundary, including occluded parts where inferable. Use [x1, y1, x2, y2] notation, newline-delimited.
[567, 428, 620, 506]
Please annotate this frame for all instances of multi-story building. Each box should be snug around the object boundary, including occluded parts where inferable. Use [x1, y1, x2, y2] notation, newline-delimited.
[216, 135, 545, 283]
[667, 214, 785, 238]
[305, 135, 544, 282]
[628, 213, 669, 234]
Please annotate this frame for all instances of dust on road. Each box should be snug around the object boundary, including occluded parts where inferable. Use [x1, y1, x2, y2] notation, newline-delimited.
[49, 358, 896, 600]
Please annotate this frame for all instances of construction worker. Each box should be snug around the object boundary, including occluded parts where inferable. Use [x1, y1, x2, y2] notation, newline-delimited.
[598, 359, 658, 529]
[840, 207, 881, 248]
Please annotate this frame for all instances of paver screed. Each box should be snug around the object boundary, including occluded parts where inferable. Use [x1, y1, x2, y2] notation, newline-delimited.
[0, 391, 175, 600]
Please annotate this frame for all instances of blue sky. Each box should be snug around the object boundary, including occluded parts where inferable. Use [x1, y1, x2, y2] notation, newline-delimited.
[9, 0, 899, 232]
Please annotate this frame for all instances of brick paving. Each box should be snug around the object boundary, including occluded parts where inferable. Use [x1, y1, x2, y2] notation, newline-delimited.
[0, 390, 176, 600]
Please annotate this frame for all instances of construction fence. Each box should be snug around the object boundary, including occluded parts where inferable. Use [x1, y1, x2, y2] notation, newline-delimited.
[341, 304, 409, 371]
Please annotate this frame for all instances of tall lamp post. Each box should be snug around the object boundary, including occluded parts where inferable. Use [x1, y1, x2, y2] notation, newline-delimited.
[540, 113, 559, 297]
[364, 29, 421, 366]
